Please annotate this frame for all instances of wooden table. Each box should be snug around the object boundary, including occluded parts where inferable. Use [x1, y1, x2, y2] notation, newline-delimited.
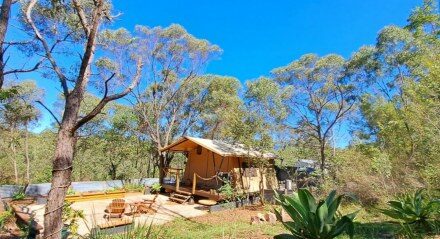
[128, 202, 144, 216]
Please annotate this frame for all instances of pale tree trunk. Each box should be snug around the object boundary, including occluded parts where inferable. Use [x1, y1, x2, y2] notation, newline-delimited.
[0, 0, 13, 90]
[25, 122, 31, 184]
[259, 166, 265, 205]
[10, 127, 18, 184]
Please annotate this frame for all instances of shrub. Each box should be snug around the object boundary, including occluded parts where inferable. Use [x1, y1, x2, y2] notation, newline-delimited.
[274, 189, 358, 239]
[150, 183, 162, 194]
[379, 189, 440, 225]
[89, 222, 156, 238]
[0, 210, 14, 231]
[122, 183, 145, 192]
[66, 188, 77, 196]
[218, 180, 234, 202]
[62, 202, 85, 236]
[12, 189, 26, 201]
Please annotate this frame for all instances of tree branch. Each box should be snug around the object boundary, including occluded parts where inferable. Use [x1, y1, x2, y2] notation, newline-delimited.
[72, 0, 90, 36]
[4, 57, 44, 75]
[36, 100, 61, 127]
[25, 0, 70, 96]
[73, 58, 143, 131]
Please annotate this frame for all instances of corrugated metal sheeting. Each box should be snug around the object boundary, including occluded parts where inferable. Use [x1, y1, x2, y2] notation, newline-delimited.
[0, 178, 158, 198]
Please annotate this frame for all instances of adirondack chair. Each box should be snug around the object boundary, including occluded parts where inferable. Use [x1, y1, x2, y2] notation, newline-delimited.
[104, 199, 126, 220]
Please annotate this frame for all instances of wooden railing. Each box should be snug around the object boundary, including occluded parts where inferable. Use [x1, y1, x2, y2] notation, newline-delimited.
[163, 167, 183, 191]
[192, 173, 224, 194]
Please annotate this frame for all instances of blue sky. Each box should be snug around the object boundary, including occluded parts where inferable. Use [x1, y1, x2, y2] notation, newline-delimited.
[112, 0, 421, 80]
[9, 0, 421, 145]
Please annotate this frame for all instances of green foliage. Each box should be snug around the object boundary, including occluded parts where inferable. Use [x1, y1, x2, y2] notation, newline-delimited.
[62, 202, 85, 236]
[122, 183, 145, 192]
[0, 87, 19, 102]
[66, 188, 76, 196]
[348, 0, 440, 192]
[218, 180, 235, 202]
[150, 183, 161, 194]
[12, 189, 26, 201]
[0, 209, 14, 231]
[275, 189, 358, 239]
[89, 222, 157, 239]
[379, 189, 440, 224]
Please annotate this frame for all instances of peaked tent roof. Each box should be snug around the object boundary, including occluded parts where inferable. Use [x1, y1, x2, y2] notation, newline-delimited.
[160, 136, 276, 159]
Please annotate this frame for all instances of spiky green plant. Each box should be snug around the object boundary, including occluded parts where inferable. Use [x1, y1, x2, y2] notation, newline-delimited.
[274, 189, 358, 239]
[379, 189, 440, 224]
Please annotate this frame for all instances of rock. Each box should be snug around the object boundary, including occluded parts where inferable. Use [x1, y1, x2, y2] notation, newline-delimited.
[265, 212, 277, 224]
[257, 213, 266, 222]
[250, 216, 262, 225]
[251, 213, 267, 225]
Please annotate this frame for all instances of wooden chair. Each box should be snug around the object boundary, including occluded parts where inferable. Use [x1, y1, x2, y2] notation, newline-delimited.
[139, 194, 159, 214]
[104, 199, 126, 220]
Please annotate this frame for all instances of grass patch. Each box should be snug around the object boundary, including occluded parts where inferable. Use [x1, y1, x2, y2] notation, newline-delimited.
[146, 204, 436, 238]
[152, 208, 287, 239]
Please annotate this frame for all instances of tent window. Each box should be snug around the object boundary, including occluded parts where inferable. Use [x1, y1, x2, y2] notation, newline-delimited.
[196, 145, 203, 155]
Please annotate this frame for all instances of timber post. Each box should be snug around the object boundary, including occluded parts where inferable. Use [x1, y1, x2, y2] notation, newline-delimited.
[192, 173, 196, 194]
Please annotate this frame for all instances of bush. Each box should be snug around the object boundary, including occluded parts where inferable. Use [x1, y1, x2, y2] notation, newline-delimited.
[62, 202, 85, 236]
[0, 210, 14, 231]
[122, 183, 145, 192]
[218, 180, 234, 202]
[380, 189, 440, 225]
[330, 148, 394, 206]
[274, 188, 358, 239]
[12, 189, 26, 201]
[150, 183, 161, 194]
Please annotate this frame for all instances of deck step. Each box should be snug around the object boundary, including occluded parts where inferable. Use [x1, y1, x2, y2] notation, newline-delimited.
[173, 193, 190, 199]
[175, 190, 192, 196]
[169, 192, 191, 204]
[169, 197, 186, 203]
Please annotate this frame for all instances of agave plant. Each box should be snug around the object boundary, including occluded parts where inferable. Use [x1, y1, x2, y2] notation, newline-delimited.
[379, 189, 440, 224]
[274, 189, 358, 239]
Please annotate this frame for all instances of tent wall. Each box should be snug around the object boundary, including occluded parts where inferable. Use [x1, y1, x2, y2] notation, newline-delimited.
[232, 167, 278, 193]
[181, 146, 278, 192]
[181, 147, 239, 188]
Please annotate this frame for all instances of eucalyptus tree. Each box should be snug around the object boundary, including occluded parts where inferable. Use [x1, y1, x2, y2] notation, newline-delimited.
[272, 54, 358, 171]
[230, 77, 290, 203]
[21, 1, 144, 237]
[348, 0, 440, 188]
[0, 80, 42, 184]
[131, 24, 221, 181]
[195, 75, 243, 140]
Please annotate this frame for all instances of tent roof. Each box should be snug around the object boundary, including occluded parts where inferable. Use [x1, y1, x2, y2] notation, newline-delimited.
[160, 136, 276, 159]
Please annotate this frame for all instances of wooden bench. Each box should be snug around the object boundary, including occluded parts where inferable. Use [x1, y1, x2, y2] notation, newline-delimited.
[92, 218, 133, 235]
[65, 190, 126, 202]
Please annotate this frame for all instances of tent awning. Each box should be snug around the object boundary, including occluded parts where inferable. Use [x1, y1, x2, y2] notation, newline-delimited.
[160, 136, 276, 159]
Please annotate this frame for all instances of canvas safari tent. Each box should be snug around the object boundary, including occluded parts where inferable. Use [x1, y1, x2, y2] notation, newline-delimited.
[160, 136, 278, 202]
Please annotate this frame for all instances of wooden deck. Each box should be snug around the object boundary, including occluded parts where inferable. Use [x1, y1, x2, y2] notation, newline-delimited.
[162, 184, 223, 201]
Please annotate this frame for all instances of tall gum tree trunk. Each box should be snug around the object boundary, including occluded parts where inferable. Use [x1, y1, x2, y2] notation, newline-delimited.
[25, 122, 30, 184]
[44, 88, 83, 239]
[43, 126, 76, 239]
